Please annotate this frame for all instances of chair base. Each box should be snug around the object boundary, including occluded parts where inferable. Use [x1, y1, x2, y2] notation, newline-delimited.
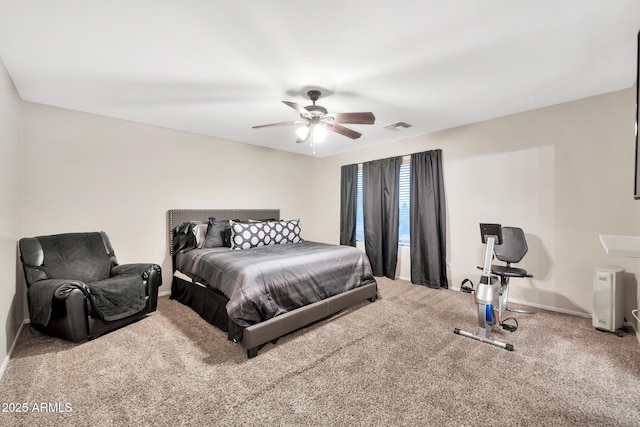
[506, 306, 536, 315]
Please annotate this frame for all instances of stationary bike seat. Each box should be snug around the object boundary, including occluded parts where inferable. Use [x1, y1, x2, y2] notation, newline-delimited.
[490, 264, 531, 278]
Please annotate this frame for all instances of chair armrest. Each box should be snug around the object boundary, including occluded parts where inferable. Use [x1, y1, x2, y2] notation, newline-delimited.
[111, 263, 160, 279]
[29, 279, 89, 326]
[111, 263, 162, 312]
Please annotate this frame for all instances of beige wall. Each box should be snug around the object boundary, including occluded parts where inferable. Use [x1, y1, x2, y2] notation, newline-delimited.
[633, 84, 640, 339]
[3, 81, 640, 358]
[310, 88, 640, 327]
[0, 57, 23, 368]
[19, 102, 318, 294]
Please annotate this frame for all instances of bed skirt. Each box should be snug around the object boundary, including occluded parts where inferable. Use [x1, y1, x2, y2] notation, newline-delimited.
[170, 275, 230, 333]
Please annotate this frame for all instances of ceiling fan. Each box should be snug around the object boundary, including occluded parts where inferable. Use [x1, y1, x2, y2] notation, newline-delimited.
[252, 90, 375, 153]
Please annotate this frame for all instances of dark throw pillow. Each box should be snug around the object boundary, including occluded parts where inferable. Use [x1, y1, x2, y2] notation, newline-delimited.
[204, 217, 231, 248]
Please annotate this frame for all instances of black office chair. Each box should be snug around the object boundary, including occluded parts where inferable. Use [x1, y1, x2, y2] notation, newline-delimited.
[491, 226, 535, 314]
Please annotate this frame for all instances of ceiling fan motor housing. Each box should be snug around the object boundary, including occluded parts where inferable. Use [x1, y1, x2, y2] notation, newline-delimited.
[305, 105, 328, 116]
[305, 90, 327, 116]
[307, 90, 321, 102]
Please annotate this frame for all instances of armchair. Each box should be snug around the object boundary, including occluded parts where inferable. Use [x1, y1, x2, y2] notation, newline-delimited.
[19, 231, 162, 342]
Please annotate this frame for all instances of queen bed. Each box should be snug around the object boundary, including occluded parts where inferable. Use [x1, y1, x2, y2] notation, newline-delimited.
[168, 209, 378, 358]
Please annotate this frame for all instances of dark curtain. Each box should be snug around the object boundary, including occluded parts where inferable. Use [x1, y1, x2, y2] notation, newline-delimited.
[339, 164, 358, 246]
[410, 149, 447, 288]
[363, 157, 401, 279]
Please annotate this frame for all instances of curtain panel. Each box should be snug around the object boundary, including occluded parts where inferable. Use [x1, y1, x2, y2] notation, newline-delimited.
[410, 149, 448, 288]
[339, 164, 358, 246]
[363, 156, 401, 279]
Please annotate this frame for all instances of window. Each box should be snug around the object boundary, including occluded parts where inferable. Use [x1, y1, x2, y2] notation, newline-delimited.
[355, 162, 411, 247]
[398, 163, 410, 246]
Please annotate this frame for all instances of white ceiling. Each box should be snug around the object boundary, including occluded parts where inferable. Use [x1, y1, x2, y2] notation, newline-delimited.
[1, 1, 639, 157]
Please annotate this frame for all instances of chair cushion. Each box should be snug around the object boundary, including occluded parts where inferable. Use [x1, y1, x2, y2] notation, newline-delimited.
[38, 233, 111, 283]
[491, 264, 528, 278]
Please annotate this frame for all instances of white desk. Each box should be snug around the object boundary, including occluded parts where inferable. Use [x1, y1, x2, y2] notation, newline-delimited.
[599, 235, 640, 258]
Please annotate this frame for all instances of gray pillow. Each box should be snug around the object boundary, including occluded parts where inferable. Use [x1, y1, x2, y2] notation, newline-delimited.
[204, 218, 231, 248]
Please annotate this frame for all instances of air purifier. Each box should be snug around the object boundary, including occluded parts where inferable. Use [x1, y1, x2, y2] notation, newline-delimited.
[593, 266, 624, 332]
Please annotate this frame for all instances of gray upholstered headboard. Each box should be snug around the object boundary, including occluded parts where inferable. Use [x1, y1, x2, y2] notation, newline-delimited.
[167, 209, 280, 256]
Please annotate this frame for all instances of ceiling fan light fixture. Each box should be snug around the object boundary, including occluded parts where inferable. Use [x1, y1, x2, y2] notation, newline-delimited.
[313, 124, 327, 142]
[296, 125, 309, 140]
[253, 89, 375, 153]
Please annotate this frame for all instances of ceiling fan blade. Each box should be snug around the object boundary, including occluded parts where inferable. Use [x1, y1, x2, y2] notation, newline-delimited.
[322, 122, 362, 139]
[282, 101, 311, 118]
[252, 120, 306, 129]
[328, 112, 376, 125]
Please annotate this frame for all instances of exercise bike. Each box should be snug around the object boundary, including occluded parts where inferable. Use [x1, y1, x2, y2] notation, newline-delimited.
[454, 223, 518, 351]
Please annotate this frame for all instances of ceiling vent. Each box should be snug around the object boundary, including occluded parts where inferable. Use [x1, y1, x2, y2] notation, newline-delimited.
[383, 121, 412, 131]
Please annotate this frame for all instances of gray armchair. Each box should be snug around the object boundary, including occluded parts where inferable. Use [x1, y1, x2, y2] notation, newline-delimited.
[19, 231, 162, 342]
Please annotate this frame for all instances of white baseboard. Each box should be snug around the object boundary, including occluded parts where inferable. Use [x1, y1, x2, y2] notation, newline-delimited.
[0, 320, 28, 381]
[449, 286, 590, 318]
[158, 290, 171, 297]
[507, 297, 591, 318]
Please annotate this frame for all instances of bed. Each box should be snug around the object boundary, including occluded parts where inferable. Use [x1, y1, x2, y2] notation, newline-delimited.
[168, 209, 378, 358]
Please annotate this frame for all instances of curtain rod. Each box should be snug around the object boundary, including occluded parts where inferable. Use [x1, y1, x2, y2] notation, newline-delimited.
[347, 148, 441, 168]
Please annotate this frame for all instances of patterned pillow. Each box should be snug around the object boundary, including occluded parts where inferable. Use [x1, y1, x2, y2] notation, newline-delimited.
[230, 220, 271, 250]
[230, 219, 302, 250]
[271, 219, 302, 244]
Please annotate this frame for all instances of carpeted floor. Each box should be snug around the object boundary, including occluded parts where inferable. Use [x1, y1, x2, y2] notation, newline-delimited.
[1, 277, 639, 426]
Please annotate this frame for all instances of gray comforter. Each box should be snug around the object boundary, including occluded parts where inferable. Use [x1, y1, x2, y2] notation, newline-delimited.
[177, 241, 376, 328]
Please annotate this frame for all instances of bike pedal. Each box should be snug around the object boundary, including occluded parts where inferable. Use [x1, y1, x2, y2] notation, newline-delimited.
[501, 324, 517, 332]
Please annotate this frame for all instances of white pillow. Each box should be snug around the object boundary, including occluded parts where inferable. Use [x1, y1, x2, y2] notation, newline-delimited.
[192, 223, 208, 248]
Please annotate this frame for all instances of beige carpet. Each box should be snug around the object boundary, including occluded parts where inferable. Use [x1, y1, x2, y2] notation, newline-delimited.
[1, 277, 639, 426]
